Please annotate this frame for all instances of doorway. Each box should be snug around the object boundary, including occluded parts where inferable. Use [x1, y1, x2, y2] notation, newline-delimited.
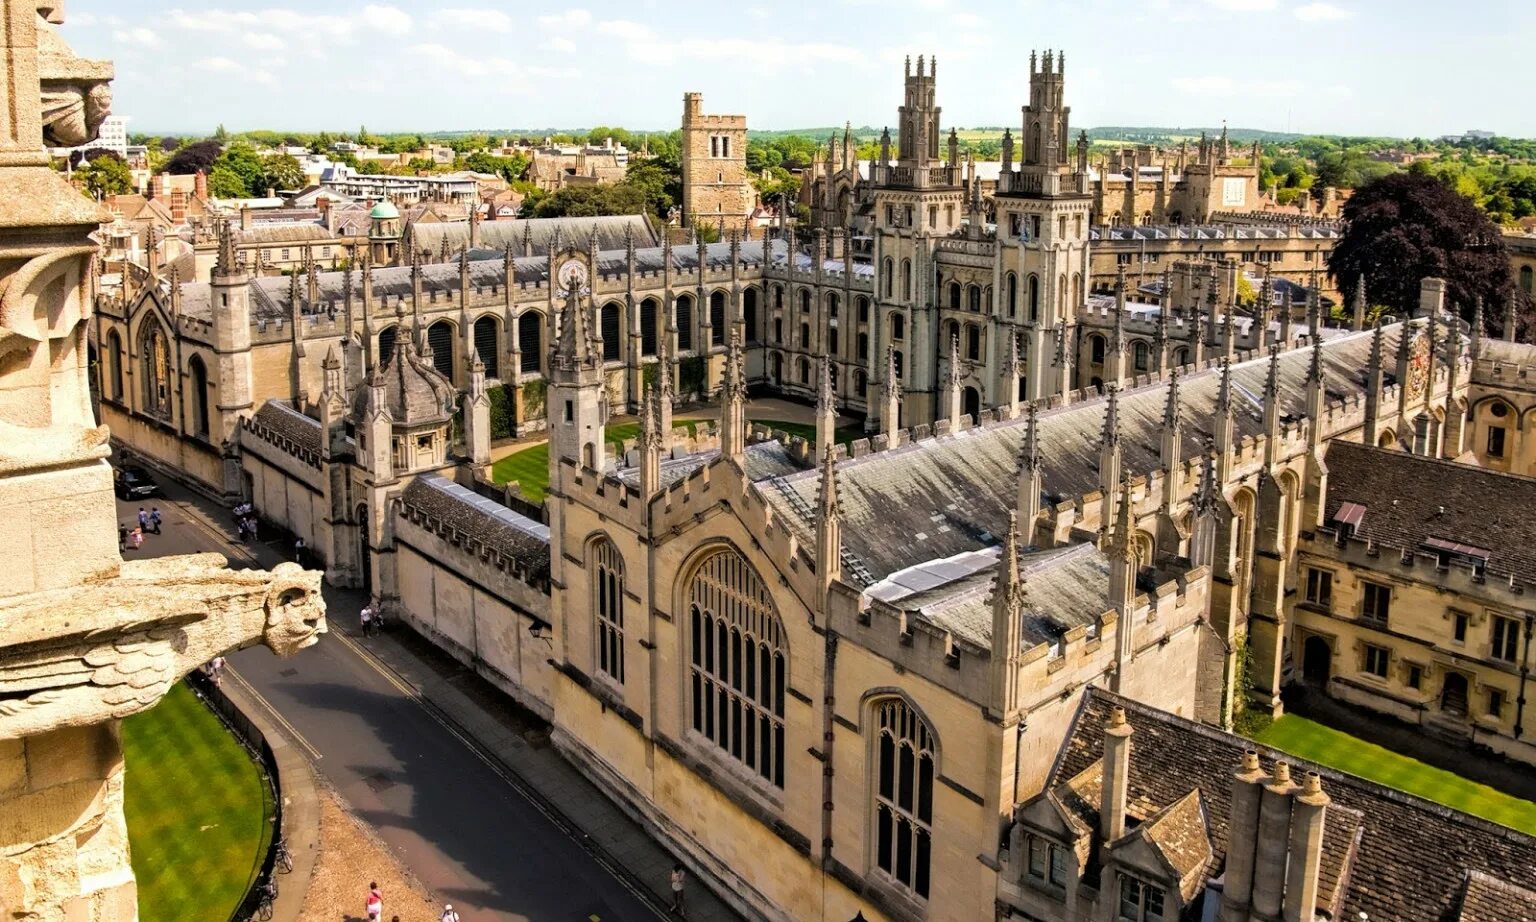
[1302, 635, 1332, 685]
[1440, 672, 1469, 717]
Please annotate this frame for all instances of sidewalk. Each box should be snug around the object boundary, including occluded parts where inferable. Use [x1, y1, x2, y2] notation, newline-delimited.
[168, 481, 741, 922]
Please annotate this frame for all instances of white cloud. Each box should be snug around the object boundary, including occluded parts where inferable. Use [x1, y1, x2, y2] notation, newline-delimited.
[437, 8, 512, 32]
[538, 9, 593, 29]
[1205, 0, 1278, 9]
[361, 4, 412, 35]
[112, 26, 162, 48]
[66, 11, 98, 27]
[193, 56, 276, 86]
[243, 32, 285, 51]
[406, 43, 529, 87]
[1172, 75, 1302, 97]
[168, 8, 354, 42]
[596, 19, 657, 42]
[549, 36, 577, 53]
[1294, 2, 1352, 20]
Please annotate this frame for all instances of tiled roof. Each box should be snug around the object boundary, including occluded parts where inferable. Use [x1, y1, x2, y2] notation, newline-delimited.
[1137, 789, 1213, 901]
[408, 214, 658, 259]
[247, 400, 322, 460]
[762, 326, 1392, 584]
[1456, 869, 1536, 922]
[1052, 690, 1536, 922]
[236, 223, 333, 245]
[1322, 441, 1536, 584]
[399, 475, 550, 584]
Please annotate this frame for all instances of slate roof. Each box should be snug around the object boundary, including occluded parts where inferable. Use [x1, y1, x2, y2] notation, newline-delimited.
[761, 326, 1393, 585]
[399, 475, 550, 583]
[1051, 689, 1536, 922]
[1322, 441, 1536, 584]
[349, 333, 455, 426]
[1456, 870, 1536, 922]
[611, 439, 805, 492]
[249, 400, 321, 455]
[408, 214, 658, 259]
[236, 223, 333, 245]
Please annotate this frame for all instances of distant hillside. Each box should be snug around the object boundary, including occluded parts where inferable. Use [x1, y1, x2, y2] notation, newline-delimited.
[1088, 126, 1304, 144]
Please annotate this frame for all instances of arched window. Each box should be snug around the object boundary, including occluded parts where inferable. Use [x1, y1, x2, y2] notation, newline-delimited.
[104, 329, 124, 401]
[1028, 122, 1042, 163]
[1058, 273, 1068, 317]
[427, 320, 454, 378]
[743, 288, 759, 343]
[1028, 274, 1040, 322]
[518, 313, 542, 373]
[800, 289, 811, 313]
[1133, 340, 1149, 371]
[139, 320, 173, 420]
[798, 358, 810, 384]
[676, 295, 694, 352]
[828, 292, 840, 319]
[857, 296, 870, 324]
[710, 290, 727, 346]
[968, 284, 981, 313]
[1522, 265, 1533, 295]
[857, 332, 869, 359]
[882, 258, 894, 298]
[873, 698, 934, 899]
[593, 538, 625, 684]
[474, 315, 500, 378]
[949, 282, 961, 312]
[1072, 273, 1083, 311]
[829, 327, 839, 355]
[601, 302, 622, 362]
[773, 284, 784, 311]
[892, 313, 905, 341]
[1090, 334, 1106, 364]
[187, 354, 210, 438]
[1172, 347, 1188, 368]
[1006, 273, 1018, 318]
[967, 325, 981, 361]
[800, 322, 811, 348]
[901, 259, 912, 300]
[854, 368, 867, 394]
[689, 549, 787, 787]
[378, 325, 398, 366]
[640, 298, 659, 356]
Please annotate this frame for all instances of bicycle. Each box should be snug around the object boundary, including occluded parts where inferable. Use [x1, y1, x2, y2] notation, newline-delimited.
[251, 880, 277, 921]
[273, 836, 293, 874]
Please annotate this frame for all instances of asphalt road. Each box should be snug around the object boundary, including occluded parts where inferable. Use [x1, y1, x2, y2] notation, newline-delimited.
[116, 482, 658, 922]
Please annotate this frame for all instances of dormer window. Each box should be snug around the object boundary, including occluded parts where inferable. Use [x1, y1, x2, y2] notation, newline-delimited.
[1118, 875, 1166, 922]
[1026, 834, 1069, 887]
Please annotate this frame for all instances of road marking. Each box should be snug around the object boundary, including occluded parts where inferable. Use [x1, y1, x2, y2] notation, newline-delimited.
[225, 667, 325, 762]
[331, 630, 671, 920]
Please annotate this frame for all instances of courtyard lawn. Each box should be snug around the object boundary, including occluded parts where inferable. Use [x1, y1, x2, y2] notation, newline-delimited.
[123, 682, 273, 922]
[489, 419, 701, 504]
[750, 418, 864, 448]
[1254, 715, 1536, 835]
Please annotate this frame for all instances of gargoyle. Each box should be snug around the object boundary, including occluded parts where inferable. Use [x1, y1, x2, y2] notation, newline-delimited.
[0, 553, 326, 739]
[36, 5, 114, 148]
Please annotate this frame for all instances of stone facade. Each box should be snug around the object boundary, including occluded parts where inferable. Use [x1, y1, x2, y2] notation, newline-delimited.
[680, 92, 753, 234]
[1087, 130, 1264, 226]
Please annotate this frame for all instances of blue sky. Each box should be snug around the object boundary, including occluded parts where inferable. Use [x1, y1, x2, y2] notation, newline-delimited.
[60, 0, 1535, 138]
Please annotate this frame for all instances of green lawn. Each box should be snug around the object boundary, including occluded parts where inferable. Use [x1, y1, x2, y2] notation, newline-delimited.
[489, 419, 701, 503]
[750, 418, 864, 448]
[123, 682, 273, 922]
[1254, 715, 1536, 834]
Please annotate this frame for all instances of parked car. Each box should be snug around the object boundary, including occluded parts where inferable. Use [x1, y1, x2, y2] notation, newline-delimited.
[114, 465, 160, 500]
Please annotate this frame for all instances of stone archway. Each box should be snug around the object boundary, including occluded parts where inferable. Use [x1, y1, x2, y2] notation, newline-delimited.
[1441, 672, 1469, 717]
[1302, 635, 1332, 684]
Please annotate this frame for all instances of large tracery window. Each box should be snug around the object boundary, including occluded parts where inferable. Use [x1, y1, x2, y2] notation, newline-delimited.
[873, 697, 934, 900]
[688, 548, 786, 788]
[140, 321, 173, 420]
[592, 538, 625, 684]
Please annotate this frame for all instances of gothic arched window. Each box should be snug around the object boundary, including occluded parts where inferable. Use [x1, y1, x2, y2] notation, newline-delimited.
[901, 259, 912, 300]
[1006, 273, 1018, 318]
[187, 354, 210, 438]
[593, 538, 625, 685]
[676, 295, 695, 352]
[104, 329, 124, 401]
[873, 697, 935, 900]
[601, 302, 622, 362]
[518, 313, 542, 373]
[474, 315, 500, 378]
[688, 548, 786, 787]
[882, 258, 894, 298]
[1028, 274, 1041, 323]
[139, 321, 173, 420]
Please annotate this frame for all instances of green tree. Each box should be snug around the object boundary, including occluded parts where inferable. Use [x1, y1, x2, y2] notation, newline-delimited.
[213, 123, 228, 142]
[206, 164, 247, 198]
[357, 124, 371, 145]
[215, 143, 265, 195]
[76, 152, 132, 198]
[259, 154, 305, 193]
[1329, 171, 1530, 337]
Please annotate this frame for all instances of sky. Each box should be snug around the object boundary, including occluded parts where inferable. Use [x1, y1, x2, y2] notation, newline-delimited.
[59, 0, 1536, 139]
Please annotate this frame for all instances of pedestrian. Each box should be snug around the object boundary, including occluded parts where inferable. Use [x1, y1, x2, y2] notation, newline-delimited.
[360, 602, 374, 637]
[208, 655, 225, 686]
[118, 523, 127, 552]
[137, 507, 149, 531]
[245, 516, 259, 541]
[440, 904, 459, 922]
[149, 506, 162, 535]
[670, 864, 687, 917]
[293, 536, 306, 566]
[129, 526, 144, 550]
[365, 882, 382, 922]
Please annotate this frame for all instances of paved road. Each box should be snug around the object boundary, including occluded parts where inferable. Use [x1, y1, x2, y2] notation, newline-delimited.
[117, 484, 659, 922]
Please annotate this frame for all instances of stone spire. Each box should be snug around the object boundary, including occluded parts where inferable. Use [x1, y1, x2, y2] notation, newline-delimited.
[721, 329, 747, 463]
[816, 353, 837, 451]
[1471, 296, 1485, 360]
[1504, 294, 1519, 342]
[213, 217, 242, 279]
[881, 344, 902, 440]
[1109, 265, 1128, 388]
[1018, 401, 1043, 545]
[1257, 268, 1274, 347]
[1055, 323, 1074, 406]
[1364, 319, 1386, 446]
[816, 444, 843, 605]
[1306, 266, 1323, 341]
[1306, 336, 1326, 449]
[551, 272, 598, 373]
[1261, 344, 1282, 461]
[464, 348, 491, 465]
[1188, 439, 1220, 568]
[1108, 478, 1138, 691]
[1351, 275, 1367, 331]
[946, 332, 964, 426]
[639, 385, 662, 498]
[988, 511, 1025, 717]
[1003, 333, 1023, 419]
[1099, 384, 1122, 504]
[1215, 358, 1235, 480]
[1279, 285, 1295, 350]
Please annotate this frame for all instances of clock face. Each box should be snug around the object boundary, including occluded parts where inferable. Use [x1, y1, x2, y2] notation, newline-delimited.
[557, 258, 588, 292]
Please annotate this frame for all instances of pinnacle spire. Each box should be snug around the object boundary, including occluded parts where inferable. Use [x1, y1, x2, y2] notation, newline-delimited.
[1022, 400, 1042, 471]
[1101, 384, 1121, 448]
[1163, 367, 1181, 428]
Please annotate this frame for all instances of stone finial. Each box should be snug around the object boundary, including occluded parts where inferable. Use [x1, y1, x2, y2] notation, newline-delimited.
[1163, 367, 1181, 428]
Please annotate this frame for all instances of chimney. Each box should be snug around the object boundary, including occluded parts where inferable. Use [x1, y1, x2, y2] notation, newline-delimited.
[1099, 706, 1134, 841]
[169, 190, 187, 223]
[1250, 761, 1298, 921]
[1283, 772, 1330, 922]
[1220, 751, 1266, 922]
[240, 205, 253, 231]
[150, 172, 165, 199]
[194, 169, 207, 200]
[1418, 276, 1446, 320]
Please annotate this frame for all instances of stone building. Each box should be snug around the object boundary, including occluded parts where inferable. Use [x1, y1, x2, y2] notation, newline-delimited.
[1089, 221, 1341, 302]
[680, 91, 753, 234]
[1509, 230, 1536, 305]
[1088, 130, 1263, 226]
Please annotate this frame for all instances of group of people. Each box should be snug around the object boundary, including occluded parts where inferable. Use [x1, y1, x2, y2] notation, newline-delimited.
[200, 655, 226, 687]
[232, 501, 260, 543]
[359, 601, 385, 637]
[118, 506, 164, 551]
[364, 881, 459, 922]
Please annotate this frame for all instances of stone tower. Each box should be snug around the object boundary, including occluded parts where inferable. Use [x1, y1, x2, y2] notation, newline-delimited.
[210, 217, 255, 491]
[680, 92, 752, 236]
[368, 198, 403, 265]
[897, 54, 942, 168]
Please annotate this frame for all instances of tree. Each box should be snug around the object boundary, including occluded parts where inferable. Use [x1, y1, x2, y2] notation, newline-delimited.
[213, 124, 228, 142]
[215, 143, 265, 195]
[259, 154, 305, 193]
[158, 136, 181, 153]
[357, 124, 372, 146]
[76, 152, 132, 198]
[164, 139, 222, 175]
[206, 164, 247, 198]
[1328, 171, 1530, 337]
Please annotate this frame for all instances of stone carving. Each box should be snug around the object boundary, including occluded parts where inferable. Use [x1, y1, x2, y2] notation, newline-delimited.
[0, 555, 325, 740]
[36, 7, 113, 148]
